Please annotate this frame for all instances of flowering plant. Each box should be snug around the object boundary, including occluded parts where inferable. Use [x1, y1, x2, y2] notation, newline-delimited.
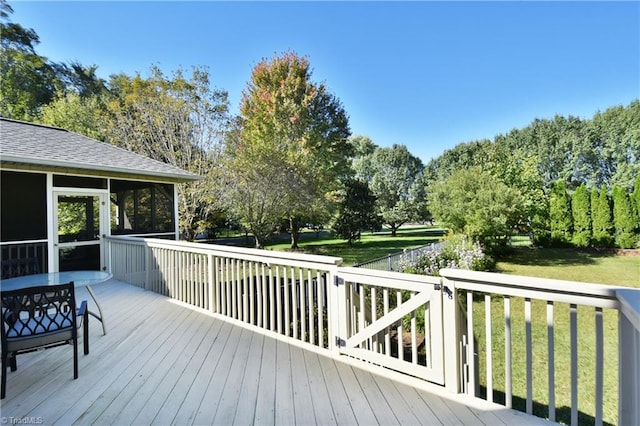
[398, 234, 494, 276]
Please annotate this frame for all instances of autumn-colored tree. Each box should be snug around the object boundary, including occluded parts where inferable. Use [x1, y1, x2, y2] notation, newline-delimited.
[228, 52, 352, 248]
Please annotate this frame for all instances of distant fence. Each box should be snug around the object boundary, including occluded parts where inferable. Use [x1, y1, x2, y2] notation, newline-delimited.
[353, 242, 442, 272]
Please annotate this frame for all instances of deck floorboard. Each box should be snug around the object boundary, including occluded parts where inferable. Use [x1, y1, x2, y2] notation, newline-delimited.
[0, 280, 550, 425]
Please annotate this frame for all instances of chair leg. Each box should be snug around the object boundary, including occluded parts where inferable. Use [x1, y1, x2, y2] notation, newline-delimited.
[83, 309, 89, 355]
[73, 338, 78, 380]
[1, 352, 7, 399]
[9, 354, 16, 372]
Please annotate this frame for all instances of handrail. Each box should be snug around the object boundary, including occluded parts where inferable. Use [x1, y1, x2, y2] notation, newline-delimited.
[106, 235, 343, 267]
[440, 268, 621, 309]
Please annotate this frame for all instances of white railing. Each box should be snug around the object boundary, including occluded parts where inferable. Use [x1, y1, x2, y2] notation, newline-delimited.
[440, 268, 639, 426]
[107, 235, 342, 350]
[616, 289, 640, 426]
[106, 236, 639, 425]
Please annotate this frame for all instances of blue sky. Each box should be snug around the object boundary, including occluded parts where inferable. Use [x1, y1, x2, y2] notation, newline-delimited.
[10, 1, 640, 163]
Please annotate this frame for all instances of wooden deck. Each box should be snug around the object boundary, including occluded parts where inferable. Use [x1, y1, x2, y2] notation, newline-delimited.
[1, 280, 550, 425]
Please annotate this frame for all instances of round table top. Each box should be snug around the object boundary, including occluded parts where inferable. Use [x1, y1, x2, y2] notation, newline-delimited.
[1, 270, 112, 291]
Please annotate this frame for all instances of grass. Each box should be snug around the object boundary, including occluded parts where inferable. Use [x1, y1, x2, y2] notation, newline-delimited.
[495, 247, 639, 287]
[264, 225, 446, 265]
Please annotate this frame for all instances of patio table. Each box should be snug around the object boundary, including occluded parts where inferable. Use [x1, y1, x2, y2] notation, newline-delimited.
[1, 270, 112, 335]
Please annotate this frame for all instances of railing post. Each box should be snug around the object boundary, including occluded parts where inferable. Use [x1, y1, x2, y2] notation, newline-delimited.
[145, 243, 152, 291]
[617, 289, 640, 426]
[329, 267, 347, 354]
[441, 275, 461, 393]
[208, 253, 215, 314]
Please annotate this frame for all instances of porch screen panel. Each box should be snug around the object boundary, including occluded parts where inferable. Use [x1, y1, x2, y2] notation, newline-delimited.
[1, 171, 47, 241]
[110, 180, 175, 235]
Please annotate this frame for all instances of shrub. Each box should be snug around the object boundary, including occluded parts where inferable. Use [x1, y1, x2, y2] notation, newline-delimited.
[398, 234, 494, 276]
[591, 185, 614, 247]
[550, 180, 572, 246]
[613, 185, 637, 249]
[571, 183, 591, 247]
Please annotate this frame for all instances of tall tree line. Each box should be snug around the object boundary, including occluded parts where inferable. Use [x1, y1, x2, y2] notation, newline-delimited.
[425, 102, 639, 249]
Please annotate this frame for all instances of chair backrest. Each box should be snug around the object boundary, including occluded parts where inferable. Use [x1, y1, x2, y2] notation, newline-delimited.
[1, 282, 76, 345]
[1, 257, 41, 280]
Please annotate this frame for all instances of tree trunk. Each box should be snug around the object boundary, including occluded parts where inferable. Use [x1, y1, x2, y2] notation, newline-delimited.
[290, 217, 300, 249]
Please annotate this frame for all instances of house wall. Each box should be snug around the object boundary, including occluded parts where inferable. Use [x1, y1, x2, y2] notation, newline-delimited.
[0, 167, 179, 274]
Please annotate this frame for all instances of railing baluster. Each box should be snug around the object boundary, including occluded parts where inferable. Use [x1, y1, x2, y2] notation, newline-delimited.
[547, 301, 555, 422]
[301, 269, 308, 340]
[570, 304, 578, 426]
[397, 290, 403, 359]
[505, 295, 512, 408]
[242, 260, 248, 323]
[261, 263, 267, 328]
[318, 271, 324, 348]
[525, 298, 533, 414]
[255, 262, 261, 326]
[283, 266, 289, 336]
[371, 286, 377, 352]
[384, 288, 390, 356]
[308, 270, 315, 344]
[485, 294, 493, 403]
[293, 267, 300, 340]
[467, 291, 475, 396]
[595, 307, 603, 426]
[269, 265, 275, 332]
[249, 261, 255, 325]
[411, 292, 417, 364]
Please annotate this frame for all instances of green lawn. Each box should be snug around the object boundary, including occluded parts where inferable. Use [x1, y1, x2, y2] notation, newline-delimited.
[265, 225, 446, 265]
[495, 247, 639, 287]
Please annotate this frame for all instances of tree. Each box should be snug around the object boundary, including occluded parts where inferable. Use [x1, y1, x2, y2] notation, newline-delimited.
[0, 0, 59, 120]
[549, 180, 572, 246]
[612, 185, 636, 248]
[39, 92, 106, 141]
[632, 174, 640, 230]
[228, 51, 352, 248]
[362, 144, 426, 236]
[104, 66, 230, 241]
[331, 178, 382, 244]
[429, 167, 524, 250]
[571, 183, 591, 247]
[591, 185, 614, 247]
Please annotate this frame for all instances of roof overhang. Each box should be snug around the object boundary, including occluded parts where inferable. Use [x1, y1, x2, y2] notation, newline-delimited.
[1, 157, 203, 184]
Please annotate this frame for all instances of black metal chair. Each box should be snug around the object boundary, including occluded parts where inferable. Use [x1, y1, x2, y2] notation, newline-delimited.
[1, 282, 89, 399]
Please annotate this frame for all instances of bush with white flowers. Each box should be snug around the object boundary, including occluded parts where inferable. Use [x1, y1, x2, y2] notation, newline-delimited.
[398, 234, 494, 276]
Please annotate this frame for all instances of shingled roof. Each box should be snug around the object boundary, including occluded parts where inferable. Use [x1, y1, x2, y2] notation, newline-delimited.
[0, 118, 200, 182]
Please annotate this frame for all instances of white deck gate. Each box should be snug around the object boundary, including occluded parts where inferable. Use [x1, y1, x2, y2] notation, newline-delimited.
[335, 267, 445, 385]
